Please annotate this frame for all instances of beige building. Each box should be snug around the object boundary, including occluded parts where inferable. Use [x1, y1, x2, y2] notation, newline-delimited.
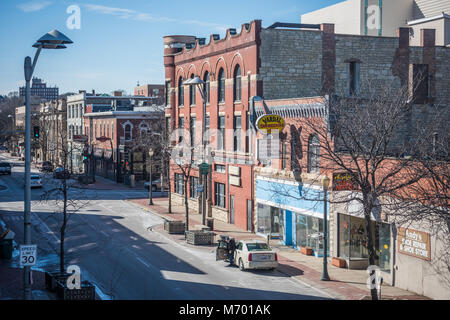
[37, 98, 67, 166]
[301, 0, 450, 45]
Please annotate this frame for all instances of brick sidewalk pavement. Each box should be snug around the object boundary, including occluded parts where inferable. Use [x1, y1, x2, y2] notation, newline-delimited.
[128, 197, 430, 300]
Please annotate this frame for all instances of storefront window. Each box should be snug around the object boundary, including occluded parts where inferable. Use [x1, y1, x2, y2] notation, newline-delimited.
[295, 213, 329, 256]
[377, 223, 391, 272]
[296, 215, 307, 248]
[339, 213, 391, 272]
[257, 203, 271, 234]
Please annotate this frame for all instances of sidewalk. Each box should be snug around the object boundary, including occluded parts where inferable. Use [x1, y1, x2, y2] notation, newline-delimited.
[0, 262, 57, 300]
[129, 197, 430, 300]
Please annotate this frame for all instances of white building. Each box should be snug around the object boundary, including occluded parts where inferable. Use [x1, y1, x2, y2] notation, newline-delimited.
[301, 0, 450, 45]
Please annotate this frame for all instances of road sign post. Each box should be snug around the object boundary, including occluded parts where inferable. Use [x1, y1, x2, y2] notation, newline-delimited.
[20, 244, 37, 267]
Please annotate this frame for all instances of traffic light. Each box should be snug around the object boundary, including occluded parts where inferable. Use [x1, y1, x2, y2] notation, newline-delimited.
[33, 126, 40, 139]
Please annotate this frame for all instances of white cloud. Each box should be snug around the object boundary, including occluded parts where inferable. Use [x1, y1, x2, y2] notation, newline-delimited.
[84, 4, 229, 32]
[17, 1, 51, 12]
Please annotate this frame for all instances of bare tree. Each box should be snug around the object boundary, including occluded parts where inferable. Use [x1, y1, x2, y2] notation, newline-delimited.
[40, 130, 90, 274]
[260, 75, 449, 300]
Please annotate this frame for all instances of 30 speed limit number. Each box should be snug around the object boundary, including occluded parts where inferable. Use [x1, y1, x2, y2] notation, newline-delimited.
[20, 245, 37, 266]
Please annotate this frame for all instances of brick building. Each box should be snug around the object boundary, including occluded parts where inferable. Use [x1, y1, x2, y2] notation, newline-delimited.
[164, 20, 449, 229]
[83, 107, 165, 184]
[164, 20, 449, 299]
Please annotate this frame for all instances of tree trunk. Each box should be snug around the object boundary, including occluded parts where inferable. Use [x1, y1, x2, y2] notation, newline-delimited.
[363, 192, 379, 300]
[184, 177, 189, 231]
[60, 179, 68, 275]
[167, 161, 172, 214]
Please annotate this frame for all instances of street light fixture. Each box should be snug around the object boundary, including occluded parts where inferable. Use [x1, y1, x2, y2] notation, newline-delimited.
[184, 76, 208, 226]
[148, 148, 155, 205]
[23, 29, 72, 300]
[321, 175, 331, 281]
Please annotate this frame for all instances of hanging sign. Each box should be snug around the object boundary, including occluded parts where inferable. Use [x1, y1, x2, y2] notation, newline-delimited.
[256, 114, 286, 135]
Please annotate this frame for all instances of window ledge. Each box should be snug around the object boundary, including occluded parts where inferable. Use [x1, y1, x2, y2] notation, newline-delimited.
[213, 206, 227, 212]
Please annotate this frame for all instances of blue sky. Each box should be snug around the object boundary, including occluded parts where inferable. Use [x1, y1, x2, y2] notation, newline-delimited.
[0, 0, 342, 95]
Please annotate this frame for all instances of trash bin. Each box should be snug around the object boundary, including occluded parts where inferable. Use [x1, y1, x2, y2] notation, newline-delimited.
[207, 218, 214, 231]
[0, 239, 13, 260]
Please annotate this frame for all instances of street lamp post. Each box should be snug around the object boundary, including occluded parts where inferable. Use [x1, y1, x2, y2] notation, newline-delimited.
[184, 77, 208, 226]
[148, 148, 154, 205]
[23, 30, 72, 300]
[321, 175, 331, 281]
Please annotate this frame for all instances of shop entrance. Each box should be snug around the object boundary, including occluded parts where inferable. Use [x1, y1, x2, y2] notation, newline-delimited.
[338, 213, 391, 271]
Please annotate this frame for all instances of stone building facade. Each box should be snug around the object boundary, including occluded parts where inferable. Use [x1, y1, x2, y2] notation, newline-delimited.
[83, 108, 164, 184]
[37, 98, 67, 167]
[164, 19, 449, 232]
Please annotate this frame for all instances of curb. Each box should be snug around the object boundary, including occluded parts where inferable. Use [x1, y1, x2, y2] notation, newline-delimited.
[126, 200, 177, 222]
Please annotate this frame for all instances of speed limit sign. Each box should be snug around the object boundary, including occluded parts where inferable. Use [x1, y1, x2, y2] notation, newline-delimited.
[20, 245, 37, 267]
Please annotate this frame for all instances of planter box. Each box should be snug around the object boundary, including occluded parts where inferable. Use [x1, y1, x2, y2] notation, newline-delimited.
[45, 271, 70, 292]
[185, 231, 215, 246]
[300, 247, 313, 256]
[164, 221, 186, 235]
[56, 280, 96, 300]
[332, 257, 347, 268]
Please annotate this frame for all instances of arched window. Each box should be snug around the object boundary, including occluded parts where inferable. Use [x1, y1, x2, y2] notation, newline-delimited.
[307, 135, 320, 173]
[233, 65, 241, 102]
[203, 72, 210, 104]
[218, 68, 225, 103]
[189, 74, 196, 106]
[124, 123, 132, 141]
[139, 122, 150, 138]
[178, 77, 184, 106]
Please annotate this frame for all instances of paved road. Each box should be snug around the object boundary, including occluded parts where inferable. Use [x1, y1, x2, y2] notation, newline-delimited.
[0, 155, 331, 300]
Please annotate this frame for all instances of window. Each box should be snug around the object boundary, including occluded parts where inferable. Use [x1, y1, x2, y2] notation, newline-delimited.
[178, 77, 184, 106]
[307, 135, 320, 173]
[218, 69, 225, 103]
[178, 117, 184, 143]
[233, 65, 241, 102]
[165, 117, 171, 139]
[190, 176, 199, 199]
[190, 116, 196, 147]
[165, 81, 170, 106]
[215, 164, 226, 173]
[233, 116, 242, 152]
[215, 182, 226, 208]
[189, 74, 196, 106]
[124, 123, 132, 141]
[347, 61, 360, 96]
[218, 116, 225, 150]
[205, 116, 210, 144]
[282, 142, 288, 170]
[175, 174, 184, 195]
[203, 72, 210, 104]
[410, 64, 429, 104]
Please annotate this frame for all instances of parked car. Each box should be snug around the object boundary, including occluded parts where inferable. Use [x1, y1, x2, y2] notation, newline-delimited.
[231, 240, 278, 271]
[144, 178, 168, 192]
[40, 161, 54, 173]
[53, 167, 70, 179]
[30, 174, 43, 188]
[0, 162, 12, 175]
